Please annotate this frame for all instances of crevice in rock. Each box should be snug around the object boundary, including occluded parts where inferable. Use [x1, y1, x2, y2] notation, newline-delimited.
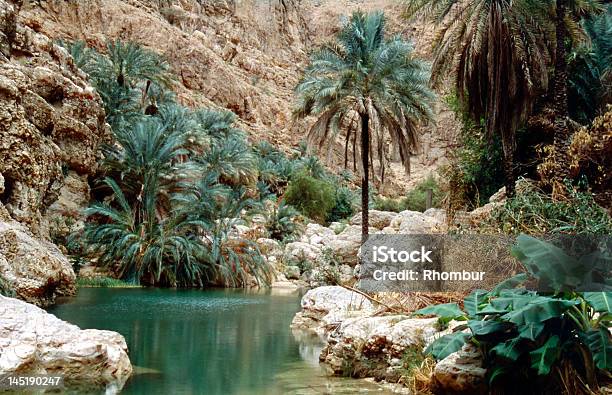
[0, 174, 14, 205]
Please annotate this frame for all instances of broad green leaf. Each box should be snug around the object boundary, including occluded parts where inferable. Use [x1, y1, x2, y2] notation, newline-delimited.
[492, 337, 523, 361]
[503, 298, 579, 326]
[464, 289, 488, 316]
[488, 366, 508, 384]
[413, 303, 466, 320]
[585, 328, 612, 370]
[530, 335, 561, 375]
[511, 235, 581, 291]
[518, 322, 545, 341]
[492, 273, 529, 295]
[583, 292, 612, 313]
[425, 332, 470, 361]
[468, 320, 513, 337]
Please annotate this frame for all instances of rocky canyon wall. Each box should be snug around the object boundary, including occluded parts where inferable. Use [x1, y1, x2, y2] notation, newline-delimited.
[19, 0, 459, 194]
[0, 0, 109, 305]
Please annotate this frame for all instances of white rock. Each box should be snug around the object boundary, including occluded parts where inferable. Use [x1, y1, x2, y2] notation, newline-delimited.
[350, 210, 397, 230]
[391, 210, 444, 234]
[284, 241, 322, 262]
[304, 223, 335, 239]
[256, 238, 282, 257]
[0, 295, 132, 392]
[432, 344, 487, 394]
[0, 221, 75, 307]
[291, 286, 375, 336]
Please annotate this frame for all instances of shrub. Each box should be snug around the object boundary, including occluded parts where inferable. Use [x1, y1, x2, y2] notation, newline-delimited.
[443, 94, 505, 207]
[284, 173, 335, 223]
[327, 186, 358, 222]
[372, 176, 443, 213]
[77, 277, 139, 288]
[402, 176, 443, 212]
[416, 235, 612, 393]
[373, 195, 403, 212]
[492, 180, 612, 235]
[266, 201, 302, 242]
[0, 276, 13, 297]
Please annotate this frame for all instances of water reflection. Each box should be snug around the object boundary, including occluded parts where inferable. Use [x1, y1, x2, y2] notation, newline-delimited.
[50, 288, 393, 395]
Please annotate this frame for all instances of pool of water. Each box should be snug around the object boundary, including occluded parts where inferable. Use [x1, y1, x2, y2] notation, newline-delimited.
[49, 288, 393, 395]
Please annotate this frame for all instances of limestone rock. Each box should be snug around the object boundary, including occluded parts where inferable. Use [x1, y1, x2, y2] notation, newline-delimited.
[0, 220, 75, 307]
[285, 241, 322, 262]
[320, 315, 439, 381]
[0, 295, 132, 393]
[432, 344, 487, 395]
[0, 9, 109, 234]
[390, 210, 444, 234]
[349, 210, 396, 230]
[290, 286, 374, 336]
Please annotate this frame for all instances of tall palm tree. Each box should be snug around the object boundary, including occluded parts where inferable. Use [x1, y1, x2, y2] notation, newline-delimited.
[549, 0, 603, 194]
[294, 11, 435, 239]
[404, 0, 551, 197]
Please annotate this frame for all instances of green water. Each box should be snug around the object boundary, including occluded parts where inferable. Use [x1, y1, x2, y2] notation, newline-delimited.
[49, 288, 392, 395]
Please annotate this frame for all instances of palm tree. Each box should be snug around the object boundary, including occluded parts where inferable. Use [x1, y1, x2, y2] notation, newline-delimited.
[549, 0, 603, 194]
[405, 0, 552, 197]
[569, 5, 612, 123]
[294, 11, 435, 239]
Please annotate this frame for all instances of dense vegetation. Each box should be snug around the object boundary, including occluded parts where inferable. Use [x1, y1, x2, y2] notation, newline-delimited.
[57, 38, 366, 286]
[416, 235, 612, 394]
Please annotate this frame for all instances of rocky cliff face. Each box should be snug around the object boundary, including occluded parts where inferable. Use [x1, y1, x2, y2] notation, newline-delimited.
[0, 0, 459, 303]
[19, 0, 459, 194]
[0, 0, 109, 305]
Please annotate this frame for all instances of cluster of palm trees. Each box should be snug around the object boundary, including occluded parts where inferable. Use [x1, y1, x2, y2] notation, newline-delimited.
[61, 40, 274, 287]
[61, 38, 363, 286]
[295, 3, 611, 238]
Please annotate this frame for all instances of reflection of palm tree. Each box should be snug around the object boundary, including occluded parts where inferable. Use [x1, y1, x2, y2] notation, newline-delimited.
[294, 11, 435, 239]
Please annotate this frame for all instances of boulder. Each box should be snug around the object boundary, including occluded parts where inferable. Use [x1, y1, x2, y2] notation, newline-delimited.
[0, 295, 132, 392]
[285, 241, 322, 262]
[320, 315, 439, 381]
[432, 343, 487, 395]
[303, 222, 336, 240]
[423, 208, 447, 223]
[0, 220, 75, 307]
[256, 238, 283, 257]
[325, 225, 374, 266]
[350, 210, 397, 230]
[291, 286, 375, 336]
[390, 210, 444, 234]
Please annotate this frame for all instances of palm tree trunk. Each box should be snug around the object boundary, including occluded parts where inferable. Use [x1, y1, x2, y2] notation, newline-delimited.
[503, 141, 515, 198]
[552, 0, 570, 190]
[360, 112, 370, 243]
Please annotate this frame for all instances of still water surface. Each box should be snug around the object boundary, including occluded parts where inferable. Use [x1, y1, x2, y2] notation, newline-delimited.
[50, 288, 392, 395]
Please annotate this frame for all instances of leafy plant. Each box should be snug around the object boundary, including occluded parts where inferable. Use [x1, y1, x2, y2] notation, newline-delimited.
[266, 200, 302, 242]
[0, 275, 14, 297]
[568, 5, 612, 124]
[492, 180, 612, 235]
[415, 235, 612, 393]
[403, 176, 442, 212]
[77, 276, 139, 288]
[327, 186, 358, 222]
[284, 172, 335, 223]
